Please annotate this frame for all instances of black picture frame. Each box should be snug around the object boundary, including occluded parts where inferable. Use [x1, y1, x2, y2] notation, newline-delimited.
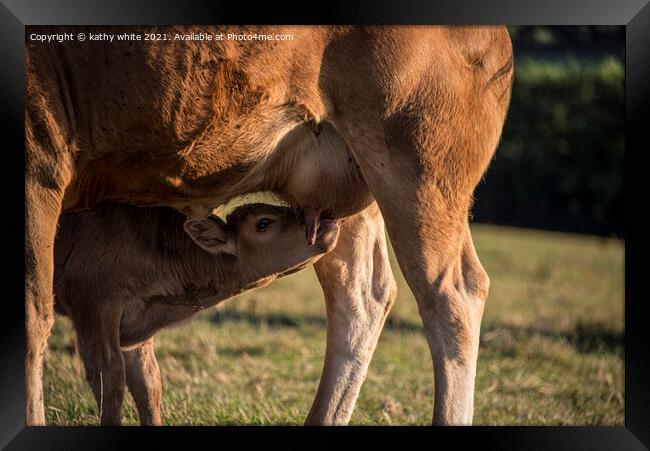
[1, 0, 648, 449]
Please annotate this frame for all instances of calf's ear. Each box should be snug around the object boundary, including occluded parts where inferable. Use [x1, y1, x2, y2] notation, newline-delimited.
[184, 216, 232, 254]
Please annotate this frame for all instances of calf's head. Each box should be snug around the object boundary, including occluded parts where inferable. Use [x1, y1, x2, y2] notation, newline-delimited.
[184, 203, 339, 278]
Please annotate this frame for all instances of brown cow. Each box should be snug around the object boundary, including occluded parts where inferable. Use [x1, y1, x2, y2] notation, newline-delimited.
[54, 202, 339, 425]
[26, 25, 513, 425]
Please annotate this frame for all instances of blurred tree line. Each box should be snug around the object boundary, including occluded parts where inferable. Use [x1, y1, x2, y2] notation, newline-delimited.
[472, 26, 624, 237]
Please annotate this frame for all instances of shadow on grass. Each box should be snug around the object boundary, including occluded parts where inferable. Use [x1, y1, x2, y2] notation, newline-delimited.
[217, 345, 265, 357]
[480, 322, 623, 354]
[208, 309, 425, 333]
[208, 310, 622, 354]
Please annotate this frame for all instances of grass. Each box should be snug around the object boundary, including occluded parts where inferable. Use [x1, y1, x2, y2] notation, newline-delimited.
[43, 224, 624, 425]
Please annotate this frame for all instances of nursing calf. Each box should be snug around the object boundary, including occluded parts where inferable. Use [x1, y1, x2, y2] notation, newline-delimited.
[53, 203, 339, 425]
[27, 26, 514, 425]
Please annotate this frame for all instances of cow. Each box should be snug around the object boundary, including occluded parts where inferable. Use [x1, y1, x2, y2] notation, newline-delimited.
[54, 202, 339, 425]
[25, 25, 514, 425]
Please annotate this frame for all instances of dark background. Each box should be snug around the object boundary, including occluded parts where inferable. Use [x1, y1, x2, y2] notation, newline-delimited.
[473, 26, 625, 237]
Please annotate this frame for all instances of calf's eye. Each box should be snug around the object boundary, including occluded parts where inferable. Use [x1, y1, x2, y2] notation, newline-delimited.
[256, 218, 273, 231]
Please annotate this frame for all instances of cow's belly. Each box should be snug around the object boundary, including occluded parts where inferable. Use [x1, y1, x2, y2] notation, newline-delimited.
[62, 155, 255, 214]
[63, 119, 373, 225]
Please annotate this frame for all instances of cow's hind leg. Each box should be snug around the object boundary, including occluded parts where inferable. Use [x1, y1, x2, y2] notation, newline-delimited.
[306, 202, 397, 425]
[325, 27, 511, 424]
[421, 223, 489, 425]
[335, 123, 497, 424]
[342, 158, 489, 425]
[123, 338, 163, 425]
[337, 111, 497, 423]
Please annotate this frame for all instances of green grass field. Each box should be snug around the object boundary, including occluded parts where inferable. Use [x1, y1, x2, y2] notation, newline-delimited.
[43, 224, 624, 425]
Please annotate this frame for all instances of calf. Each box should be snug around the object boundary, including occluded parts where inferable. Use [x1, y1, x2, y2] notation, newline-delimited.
[53, 202, 339, 425]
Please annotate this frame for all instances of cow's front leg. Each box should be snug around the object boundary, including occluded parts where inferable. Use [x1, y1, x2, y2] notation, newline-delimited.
[305, 202, 397, 425]
[25, 139, 73, 425]
[25, 180, 60, 425]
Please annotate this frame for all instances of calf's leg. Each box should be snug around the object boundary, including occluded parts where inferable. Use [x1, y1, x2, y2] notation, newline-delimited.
[306, 202, 397, 425]
[73, 306, 125, 425]
[123, 338, 163, 426]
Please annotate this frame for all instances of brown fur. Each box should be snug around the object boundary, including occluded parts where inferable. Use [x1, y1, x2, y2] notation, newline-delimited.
[54, 202, 338, 424]
[26, 26, 513, 425]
